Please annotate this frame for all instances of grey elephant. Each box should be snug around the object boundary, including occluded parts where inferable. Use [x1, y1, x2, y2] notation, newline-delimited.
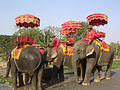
[5, 46, 44, 90]
[46, 46, 86, 84]
[72, 39, 114, 85]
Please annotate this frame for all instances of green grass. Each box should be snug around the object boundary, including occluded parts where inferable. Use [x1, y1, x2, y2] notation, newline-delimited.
[7, 78, 13, 85]
[64, 60, 120, 73]
[0, 75, 5, 84]
[0, 75, 12, 85]
[64, 67, 73, 73]
[102, 60, 120, 70]
[112, 60, 120, 69]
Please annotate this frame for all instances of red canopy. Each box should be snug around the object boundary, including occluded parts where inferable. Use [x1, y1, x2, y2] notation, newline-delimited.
[87, 13, 108, 27]
[59, 21, 81, 35]
[15, 14, 40, 28]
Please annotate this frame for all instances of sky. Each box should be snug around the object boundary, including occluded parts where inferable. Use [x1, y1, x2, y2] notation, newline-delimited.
[0, 0, 120, 44]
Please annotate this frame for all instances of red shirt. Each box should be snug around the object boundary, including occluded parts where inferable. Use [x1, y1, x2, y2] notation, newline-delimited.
[82, 30, 95, 43]
[40, 48, 44, 54]
[51, 37, 59, 50]
[67, 36, 74, 45]
[86, 30, 95, 42]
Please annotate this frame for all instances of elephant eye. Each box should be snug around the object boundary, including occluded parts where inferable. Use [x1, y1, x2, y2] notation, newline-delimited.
[77, 49, 81, 54]
[77, 48, 84, 54]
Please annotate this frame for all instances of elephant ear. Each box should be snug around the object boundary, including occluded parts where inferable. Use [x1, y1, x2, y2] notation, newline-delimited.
[86, 45, 95, 57]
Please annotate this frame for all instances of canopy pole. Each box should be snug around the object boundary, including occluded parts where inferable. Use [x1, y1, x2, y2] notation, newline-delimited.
[97, 23, 99, 32]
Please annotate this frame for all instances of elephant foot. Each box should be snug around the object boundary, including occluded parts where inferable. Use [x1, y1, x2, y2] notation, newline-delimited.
[19, 83, 24, 87]
[50, 79, 57, 85]
[75, 79, 81, 84]
[82, 81, 90, 86]
[38, 87, 44, 90]
[12, 87, 17, 90]
[94, 79, 100, 83]
[79, 77, 83, 81]
[12, 85, 17, 90]
[106, 77, 111, 80]
[100, 76, 105, 80]
[100, 73, 105, 80]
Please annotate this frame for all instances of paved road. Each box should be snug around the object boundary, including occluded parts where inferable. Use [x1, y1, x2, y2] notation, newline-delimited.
[0, 69, 120, 90]
[47, 69, 120, 90]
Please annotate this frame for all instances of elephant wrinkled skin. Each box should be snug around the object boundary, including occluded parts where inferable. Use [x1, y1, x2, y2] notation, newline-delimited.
[6, 46, 44, 90]
[72, 40, 114, 85]
[46, 46, 86, 84]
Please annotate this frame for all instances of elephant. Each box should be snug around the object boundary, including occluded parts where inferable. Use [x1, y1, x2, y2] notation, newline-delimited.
[5, 49, 30, 86]
[72, 39, 114, 85]
[5, 46, 44, 90]
[46, 46, 86, 84]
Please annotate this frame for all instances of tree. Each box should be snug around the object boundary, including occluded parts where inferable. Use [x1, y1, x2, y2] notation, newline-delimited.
[42, 26, 61, 46]
[0, 35, 14, 53]
[110, 42, 120, 59]
[74, 22, 89, 41]
[13, 28, 45, 46]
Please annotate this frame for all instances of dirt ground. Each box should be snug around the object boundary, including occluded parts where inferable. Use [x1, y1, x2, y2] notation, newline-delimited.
[0, 57, 8, 77]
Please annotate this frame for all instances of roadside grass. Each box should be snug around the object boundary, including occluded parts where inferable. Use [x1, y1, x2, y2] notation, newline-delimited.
[0, 75, 12, 85]
[64, 60, 120, 73]
[0, 75, 5, 84]
[102, 60, 120, 70]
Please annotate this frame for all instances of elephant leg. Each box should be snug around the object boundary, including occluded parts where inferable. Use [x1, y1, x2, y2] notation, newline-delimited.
[82, 61, 95, 86]
[25, 73, 30, 84]
[106, 54, 113, 80]
[18, 72, 24, 87]
[72, 60, 80, 84]
[30, 72, 37, 90]
[5, 61, 11, 78]
[37, 68, 43, 90]
[11, 62, 17, 89]
[58, 64, 64, 82]
[78, 63, 84, 81]
[50, 65, 59, 84]
[106, 64, 112, 80]
[92, 67, 100, 83]
[97, 66, 105, 80]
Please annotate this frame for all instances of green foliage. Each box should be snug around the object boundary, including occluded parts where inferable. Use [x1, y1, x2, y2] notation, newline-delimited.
[13, 27, 53, 47]
[0, 35, 14, 53]
[74, 22, 88, 41]
[44, 30, 52, 46]
[110, 42, 120, 59]
[7, 78, 13, 85]
[0, 75, 12, 85]
[0, 26, 58, 54]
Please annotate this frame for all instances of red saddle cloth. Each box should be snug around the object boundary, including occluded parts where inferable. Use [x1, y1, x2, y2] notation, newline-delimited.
[66, 46, 73, 56]
[94, 39, 109, 52]
[11, 44, 30, 60]
[60, 43, 73, 56]
[101, 41, 109, 51]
